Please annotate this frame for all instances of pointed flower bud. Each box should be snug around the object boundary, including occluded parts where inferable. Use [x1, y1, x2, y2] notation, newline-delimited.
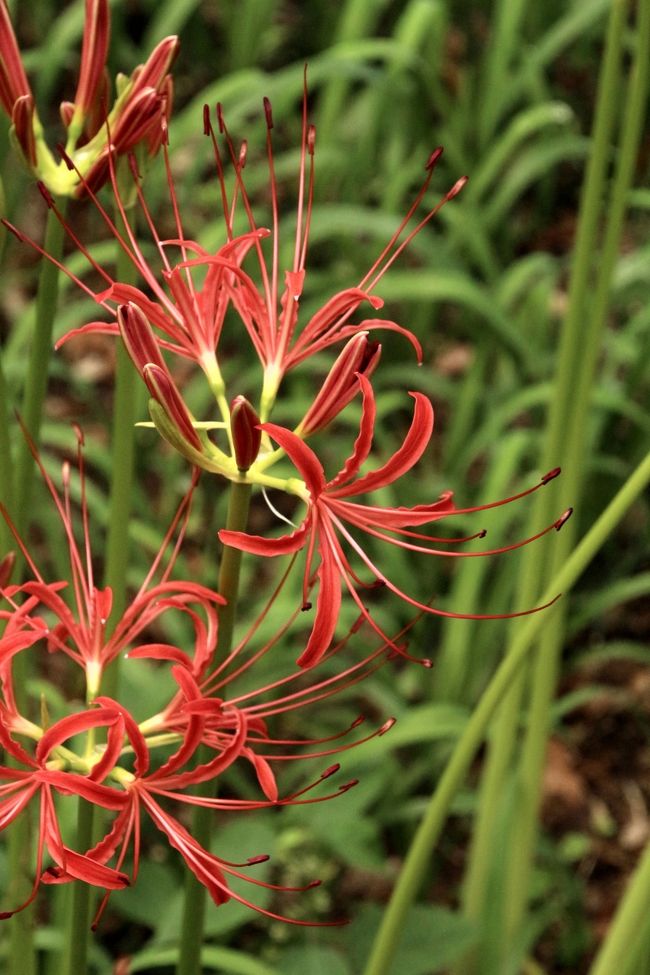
[142, 364, 203, 452]
[0, 1, 31, 116]
[230, 397, 261, 472]
[298, 333, 381, 437]
[70, 0, 110, 133]
[117, 302, 202, 453]
[0, 551, 15, 588]
[117, 302, 167, 375]
[11, 94, 37, 166]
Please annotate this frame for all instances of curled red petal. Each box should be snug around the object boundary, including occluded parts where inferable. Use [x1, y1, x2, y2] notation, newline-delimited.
[220, 514, 311, 558]
[328, 391, 434, 499]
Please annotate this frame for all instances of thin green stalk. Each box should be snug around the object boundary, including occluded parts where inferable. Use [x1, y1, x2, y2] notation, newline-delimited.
[102, 206, 141, 699]
[589, 835, 650, 975]
[13, 201, 67, 536]
[176, 480, 252, 975]
[63, 800, 95, 975]
[362, 450, 650, 975]
[6, 199, 67, 975]
[459, 0, 632, 965]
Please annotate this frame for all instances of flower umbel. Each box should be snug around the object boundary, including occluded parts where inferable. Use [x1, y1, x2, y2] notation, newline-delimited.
[1, 429, 222, 697]
[0, 0, 178, 195]
[221, 375, 572, 667]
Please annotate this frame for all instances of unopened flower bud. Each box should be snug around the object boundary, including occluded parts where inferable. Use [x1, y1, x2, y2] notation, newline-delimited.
[298, 333, 381, 436]
[143, 364, 202, 451]
[231, 396, 261, 472]
[0, 551, 15, 588]
[117, 302, 166, 374]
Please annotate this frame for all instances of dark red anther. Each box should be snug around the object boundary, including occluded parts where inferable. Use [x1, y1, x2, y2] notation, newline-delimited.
[478, 528, 488, 538]
[0, 552, 16, 588]
[554, 507, 573, 531]
[230, 396, 261, 472]
[320, 763, 340, 780]
[340, 779, 359, 792]
[425, 146, 444, 170]
[378, 718, 396, 736]
[306, 879, 322, 890]
[301, 601, 312, 612]
[247, 854, 270, 866]
[446, 175, 468, 200]
[263, 96, 273, 129]
[216, 102, 225, 133]
[541, 467, 561, 484]
[36, 181, 55, 208]
[202, 104, 211, 136]
[350, 716, 366, 729]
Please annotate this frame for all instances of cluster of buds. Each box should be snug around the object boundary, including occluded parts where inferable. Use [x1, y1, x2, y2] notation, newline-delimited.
[0, 0, 177, 196]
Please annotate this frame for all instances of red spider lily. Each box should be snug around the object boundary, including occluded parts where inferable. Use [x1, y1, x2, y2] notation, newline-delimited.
[0, 705, 130, 918]
[1, 429, 223, 695]
[49, 576, 405, 926]
[220, 374, 572, 667]
[0, 504, 401, 925]
[40, 663, 373, 928]
[0, 0, 177, 195]
[7, 81, 464, 422]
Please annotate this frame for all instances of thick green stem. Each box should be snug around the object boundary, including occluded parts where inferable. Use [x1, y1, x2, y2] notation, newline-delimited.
[362, 451, 650, 975]
[63, 800, 95, 975]
[176, 480, 252, 975]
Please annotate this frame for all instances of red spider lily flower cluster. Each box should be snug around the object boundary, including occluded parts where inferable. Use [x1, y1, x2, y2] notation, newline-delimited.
[0, 0, 177, 195]
[0, 441, 399, 924]
[1, 79, 572, 928]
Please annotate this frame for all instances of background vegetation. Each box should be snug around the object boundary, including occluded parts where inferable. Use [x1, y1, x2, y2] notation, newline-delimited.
[0, 0, 648, 972]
